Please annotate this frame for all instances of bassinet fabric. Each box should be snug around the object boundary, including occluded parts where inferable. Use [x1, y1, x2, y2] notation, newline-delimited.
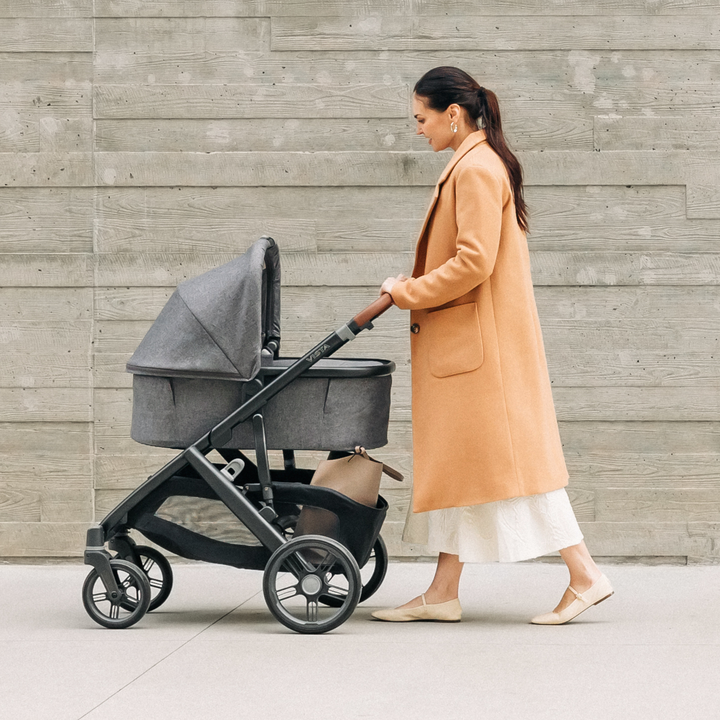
[130, 364, 393, 451]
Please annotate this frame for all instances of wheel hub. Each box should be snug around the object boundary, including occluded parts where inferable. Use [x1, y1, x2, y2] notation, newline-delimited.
[300, 574, 323, 596]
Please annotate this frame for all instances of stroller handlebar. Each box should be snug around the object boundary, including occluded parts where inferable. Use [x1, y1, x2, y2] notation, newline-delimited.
[351, 292, 395, 329]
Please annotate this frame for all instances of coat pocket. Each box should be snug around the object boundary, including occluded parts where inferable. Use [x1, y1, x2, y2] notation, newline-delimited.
[426, 302, 484, 378]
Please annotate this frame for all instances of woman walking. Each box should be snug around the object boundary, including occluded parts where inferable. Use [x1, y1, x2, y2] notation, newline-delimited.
[374, 67, 613, 624]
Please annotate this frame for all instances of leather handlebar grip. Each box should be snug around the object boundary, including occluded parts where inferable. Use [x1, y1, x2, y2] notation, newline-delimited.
[352, 293, 395, 328]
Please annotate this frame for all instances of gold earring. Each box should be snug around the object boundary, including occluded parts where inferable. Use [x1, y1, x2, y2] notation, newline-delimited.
[450, 121, 458, 133]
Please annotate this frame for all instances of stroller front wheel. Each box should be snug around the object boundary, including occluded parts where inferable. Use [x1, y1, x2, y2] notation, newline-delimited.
[262, 535, 361, 634]
[117, 545, 174, 613]
[82, 559, 151, 629]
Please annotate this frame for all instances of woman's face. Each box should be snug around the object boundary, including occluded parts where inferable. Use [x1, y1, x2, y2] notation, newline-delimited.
[412, 93, 456, 152]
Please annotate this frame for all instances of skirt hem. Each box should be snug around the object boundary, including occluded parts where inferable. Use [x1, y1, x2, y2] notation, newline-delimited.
[425, 529, 585, 564]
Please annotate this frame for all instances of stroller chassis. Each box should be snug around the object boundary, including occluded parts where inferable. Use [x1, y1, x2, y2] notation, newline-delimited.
[83, 294, 395, 634]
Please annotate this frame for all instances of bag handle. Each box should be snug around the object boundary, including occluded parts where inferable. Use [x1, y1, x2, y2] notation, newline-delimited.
[352, 445, 404, 482]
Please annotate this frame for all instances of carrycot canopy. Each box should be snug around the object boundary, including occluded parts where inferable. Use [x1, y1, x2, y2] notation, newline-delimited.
[127, 236, 281, 381]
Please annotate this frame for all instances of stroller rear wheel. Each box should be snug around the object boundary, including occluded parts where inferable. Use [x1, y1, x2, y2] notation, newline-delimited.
[82, 559, 151, 629]
[358, 534, 389, 603]
[274, 513, 388, 606]
[263, 535, 361, 634]
[118, 546, 173, 612]
[319, 534, 388, 608]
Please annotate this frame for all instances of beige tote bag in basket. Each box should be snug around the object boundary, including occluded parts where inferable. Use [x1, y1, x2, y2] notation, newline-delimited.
[294, 446, 403, 538]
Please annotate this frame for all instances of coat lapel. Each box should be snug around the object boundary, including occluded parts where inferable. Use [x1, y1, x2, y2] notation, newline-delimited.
[411, 130, 488, 277]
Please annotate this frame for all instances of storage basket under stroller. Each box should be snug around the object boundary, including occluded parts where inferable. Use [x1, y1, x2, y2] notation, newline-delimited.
[81, 237, 399, 634]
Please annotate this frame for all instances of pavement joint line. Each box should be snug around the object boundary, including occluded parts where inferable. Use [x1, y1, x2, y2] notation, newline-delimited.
[75, 588, 263, 720]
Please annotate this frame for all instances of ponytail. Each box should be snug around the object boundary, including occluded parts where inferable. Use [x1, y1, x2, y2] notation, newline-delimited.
[476, 86, 528, 233]
[414, 67, 529, 233]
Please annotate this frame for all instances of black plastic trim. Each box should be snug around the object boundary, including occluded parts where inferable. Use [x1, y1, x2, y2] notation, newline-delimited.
[127, 357, 395, 381]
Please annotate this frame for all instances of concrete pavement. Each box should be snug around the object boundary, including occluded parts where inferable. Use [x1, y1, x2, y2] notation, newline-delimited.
[1, 560, 718, 720]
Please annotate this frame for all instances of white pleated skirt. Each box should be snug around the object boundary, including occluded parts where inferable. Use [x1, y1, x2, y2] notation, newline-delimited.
[403, 487, 584, 564]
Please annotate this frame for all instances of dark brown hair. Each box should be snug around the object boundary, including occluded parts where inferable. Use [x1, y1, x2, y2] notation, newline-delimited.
[414, 66, 528, 233]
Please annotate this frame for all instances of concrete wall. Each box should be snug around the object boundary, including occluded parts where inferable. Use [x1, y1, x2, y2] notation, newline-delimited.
[1, 0, 719, 562]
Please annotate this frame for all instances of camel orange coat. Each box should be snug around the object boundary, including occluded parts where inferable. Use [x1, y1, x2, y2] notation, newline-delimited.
[389, 129, 569, 513]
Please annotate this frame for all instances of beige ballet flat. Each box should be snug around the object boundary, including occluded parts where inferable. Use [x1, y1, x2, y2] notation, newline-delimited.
[371, 593, 462, 622]
[530, 573, 614, 625]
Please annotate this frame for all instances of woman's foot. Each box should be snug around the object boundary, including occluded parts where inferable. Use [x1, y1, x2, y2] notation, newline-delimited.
[551, 568, 603, 614]
[371, 593, 462, 622]
[395, 587, 458, 610]
[530, 573, 613, 625]
[372, 551, 464, 621]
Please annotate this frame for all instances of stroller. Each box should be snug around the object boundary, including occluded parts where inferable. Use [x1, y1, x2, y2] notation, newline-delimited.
[81, 237, 397, 634]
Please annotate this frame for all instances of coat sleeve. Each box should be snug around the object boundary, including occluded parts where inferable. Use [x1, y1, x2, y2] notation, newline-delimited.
[390, 164, 504, 310]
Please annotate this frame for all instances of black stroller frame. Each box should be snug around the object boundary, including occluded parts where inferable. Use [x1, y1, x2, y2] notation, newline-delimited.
[82, 237, 396, 634]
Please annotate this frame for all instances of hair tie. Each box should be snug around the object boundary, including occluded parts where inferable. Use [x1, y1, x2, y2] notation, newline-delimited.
[477, 86, 486, 96]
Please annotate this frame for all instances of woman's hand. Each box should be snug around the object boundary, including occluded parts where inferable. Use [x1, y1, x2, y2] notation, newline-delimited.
[381, 274, 408, 296]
